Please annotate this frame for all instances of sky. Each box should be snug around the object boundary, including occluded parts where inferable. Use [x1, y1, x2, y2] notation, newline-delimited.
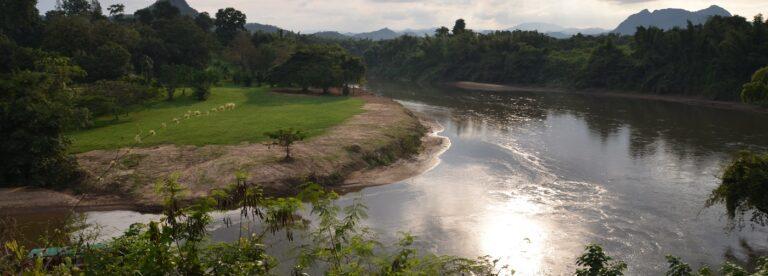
[36, 0, 768, 33]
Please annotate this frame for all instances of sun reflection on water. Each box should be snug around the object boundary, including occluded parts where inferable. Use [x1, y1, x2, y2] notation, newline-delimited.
[479, 197, 547, 276]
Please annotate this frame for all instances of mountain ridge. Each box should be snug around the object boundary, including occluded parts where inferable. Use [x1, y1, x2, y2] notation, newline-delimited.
[613, 5, 731, 35]
[146, 0, 198, 16]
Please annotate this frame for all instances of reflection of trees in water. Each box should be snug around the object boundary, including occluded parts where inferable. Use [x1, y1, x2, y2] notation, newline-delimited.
[367, 82, 549, 136]
[369, 81, 768, 164]
[544, 94, 768, 162]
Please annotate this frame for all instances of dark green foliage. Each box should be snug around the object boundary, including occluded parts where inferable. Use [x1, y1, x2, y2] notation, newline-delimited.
[0, 59, 85, 188]
[575, 244, 627, 276]
[77, 79, 161, 121]
[270, 44, 365, 93]
[151, 17, 212, 68]
[0, 34, 44, 74]
[191, 69, 219, 100]
[0, 0, 43, 47]
[362, 15, 768, 100]
[264, 128, 307, 160]
[158, 64, 192, 100]
[60, 0, 93, 17]
[577, 40, 635, 89]
[706, 151, 768, 228]
[452, 18, 467, 35]
[194, 12, 214, 31]
[107, 4, 124, 19]
[741, 66, 768, 106]
[664, 255, 713, 276]
[76, 42, 131, 81]
[214, 7, 247, 46]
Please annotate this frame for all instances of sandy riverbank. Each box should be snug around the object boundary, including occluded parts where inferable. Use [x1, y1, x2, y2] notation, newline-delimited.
[0, 94, 448, 214]
[451, 81, 768, 114]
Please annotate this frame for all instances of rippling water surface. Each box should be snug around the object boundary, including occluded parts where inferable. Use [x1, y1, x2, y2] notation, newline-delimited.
[325, 82, 768, 275]
[27, 82, 768, 275]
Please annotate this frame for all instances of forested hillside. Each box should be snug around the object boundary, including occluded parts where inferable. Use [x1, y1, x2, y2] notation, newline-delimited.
[358, 16, 768, 101]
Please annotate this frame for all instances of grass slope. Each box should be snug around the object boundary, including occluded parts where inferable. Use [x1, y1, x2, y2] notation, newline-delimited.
[68, 86, 365, 153]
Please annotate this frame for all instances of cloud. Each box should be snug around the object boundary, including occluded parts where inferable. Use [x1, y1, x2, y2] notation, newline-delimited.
[36, 0, 768, 33]
[602, 0, 656, 3]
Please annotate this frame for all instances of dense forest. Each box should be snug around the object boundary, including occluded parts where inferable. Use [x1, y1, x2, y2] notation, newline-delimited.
[0, 0, 364, 188]
[356, 17, 768, 102]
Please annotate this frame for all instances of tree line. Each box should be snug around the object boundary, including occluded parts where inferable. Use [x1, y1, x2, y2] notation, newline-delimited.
[0, 0, 365, 188]
[354, 17, 768, 103]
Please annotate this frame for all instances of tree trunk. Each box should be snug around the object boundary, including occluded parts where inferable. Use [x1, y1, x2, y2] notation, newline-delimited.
[166, 87, 175, 101]
[284, 145, 291, 160]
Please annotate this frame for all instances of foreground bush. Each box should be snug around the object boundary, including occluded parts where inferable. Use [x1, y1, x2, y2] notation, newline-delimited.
[1, 175, 505, 275]
[741, 67, 768, 106]
[4, 170, 768, 274]
[707, 151, 768, 228]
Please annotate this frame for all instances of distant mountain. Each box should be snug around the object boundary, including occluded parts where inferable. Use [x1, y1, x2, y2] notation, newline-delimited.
[352, 28, 400, 41]
[613, 5, 731, 35]
[147, 0, 198, 16]
[509, 22, 607, 38]
[245, 22, 283, 33]
[511, 22, 566, 33]
[311, 31, 350, 40]
[401, 28, 435, 37]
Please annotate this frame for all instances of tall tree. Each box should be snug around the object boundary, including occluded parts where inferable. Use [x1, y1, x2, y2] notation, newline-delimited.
[452, 19, 466, 35]
[435, 26, 450, 37]
[194, 12, 214, 31]
[107, 4, 125, 19]
[214, 7, 246, 46]
[60, 0, 92, 16]
[0, 0, 43, 46]
[0, 57, 85, 187]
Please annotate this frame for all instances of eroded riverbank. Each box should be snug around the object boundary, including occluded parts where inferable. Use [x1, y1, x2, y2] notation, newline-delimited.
[0, 94, 447, 213]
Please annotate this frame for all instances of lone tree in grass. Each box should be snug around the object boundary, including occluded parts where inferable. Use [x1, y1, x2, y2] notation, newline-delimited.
[264, 128, 306, 161]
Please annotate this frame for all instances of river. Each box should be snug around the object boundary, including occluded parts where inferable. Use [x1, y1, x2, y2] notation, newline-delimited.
[10, 82, 768, 275]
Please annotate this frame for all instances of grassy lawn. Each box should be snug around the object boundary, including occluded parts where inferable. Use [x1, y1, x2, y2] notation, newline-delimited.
[67, 86, 365, 153]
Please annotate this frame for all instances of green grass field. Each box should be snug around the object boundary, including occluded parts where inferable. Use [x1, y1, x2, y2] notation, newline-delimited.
[67, 86, 365, 153]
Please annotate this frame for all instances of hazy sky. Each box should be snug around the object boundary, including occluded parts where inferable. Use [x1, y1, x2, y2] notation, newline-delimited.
[36, 0, 768, 33]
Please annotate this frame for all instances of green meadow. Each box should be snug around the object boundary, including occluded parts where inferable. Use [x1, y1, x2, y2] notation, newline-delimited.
[67, 86, 364, 153]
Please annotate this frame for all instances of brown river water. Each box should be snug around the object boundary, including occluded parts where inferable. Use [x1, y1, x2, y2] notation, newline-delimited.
[7, 82, 768, 275]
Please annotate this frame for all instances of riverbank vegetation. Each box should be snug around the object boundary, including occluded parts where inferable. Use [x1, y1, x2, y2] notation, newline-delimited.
[354, 16, 768, 102]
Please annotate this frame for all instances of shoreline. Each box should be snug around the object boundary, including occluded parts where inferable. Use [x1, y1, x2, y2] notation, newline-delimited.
[450, 81, 768, 114]
[0, 94, 448, 214]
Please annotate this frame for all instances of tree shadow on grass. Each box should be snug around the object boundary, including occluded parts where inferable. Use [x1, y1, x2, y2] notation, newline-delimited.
[245, 87, 359, 107]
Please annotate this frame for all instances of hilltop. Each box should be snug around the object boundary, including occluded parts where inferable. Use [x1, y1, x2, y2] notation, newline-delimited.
[613, 5, 731, 35]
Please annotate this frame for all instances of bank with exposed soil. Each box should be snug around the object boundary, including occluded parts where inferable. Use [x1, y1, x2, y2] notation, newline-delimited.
[0, 94, 447, 213]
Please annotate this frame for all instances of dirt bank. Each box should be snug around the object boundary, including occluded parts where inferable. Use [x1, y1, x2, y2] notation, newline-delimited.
[451, 81, 768, 114]
[0, 94, 447, 213]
